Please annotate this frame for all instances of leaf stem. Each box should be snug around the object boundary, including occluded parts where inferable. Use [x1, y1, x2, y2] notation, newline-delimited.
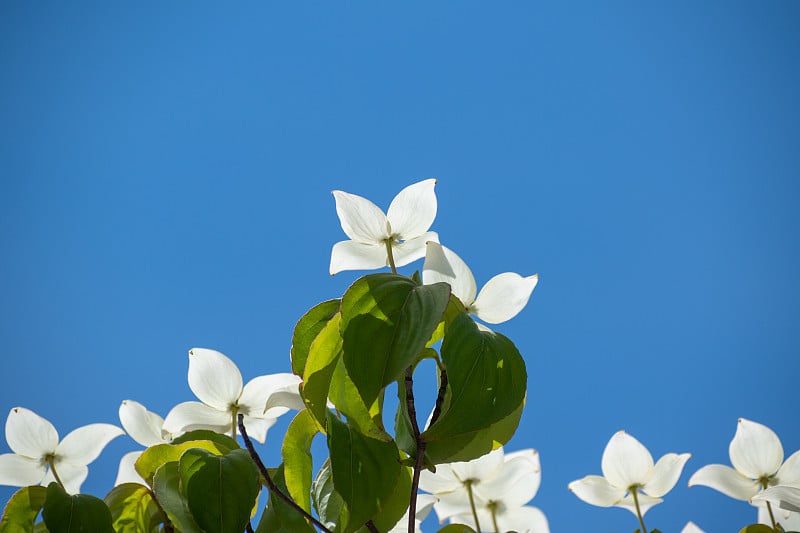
[631, 487, 648, 533]
[403, 366, 427, 533]
[385, 239, 398, 274]
[238, 414, 333, 533]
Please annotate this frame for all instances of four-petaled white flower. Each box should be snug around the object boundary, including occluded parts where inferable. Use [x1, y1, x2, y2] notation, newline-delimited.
[419, 447, 550, 533]
[569, 430, 691, 517]
[752, 485, 800, 529]
[688, 418, 800, 529]
[423, 242, 538, 326]
[163, 348, 304, 444]
[114, 400, 173, 486]
[0, 407, 123, 494]
[330, 179, 439, 275]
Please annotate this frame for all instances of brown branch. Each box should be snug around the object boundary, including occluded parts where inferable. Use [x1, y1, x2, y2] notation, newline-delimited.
[429, 366, 448, 427]
[403, 366, 428, 533]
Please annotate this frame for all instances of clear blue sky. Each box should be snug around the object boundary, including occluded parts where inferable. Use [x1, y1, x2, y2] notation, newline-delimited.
[1, 2, 799, 531]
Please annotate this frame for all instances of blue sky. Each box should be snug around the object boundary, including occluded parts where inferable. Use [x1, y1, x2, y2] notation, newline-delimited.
[1, 2, 799, 531]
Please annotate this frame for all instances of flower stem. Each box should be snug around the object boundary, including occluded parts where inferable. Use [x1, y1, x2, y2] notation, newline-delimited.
[489, 503, 500, 533]
[47, 458, 66, 491]
[761, 478, 778, 529]
[631, 488, 648, 533]
[466, 481, 482, 533]
[385, 239, 397, 274]
[231, 408, 238, 440]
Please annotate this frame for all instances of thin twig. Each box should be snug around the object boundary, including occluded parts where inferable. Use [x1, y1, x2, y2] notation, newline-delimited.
[403, 367, 427, 533]
[429, 366, 448, 427]
[238, 414, 333, 533]
[366, 520, 380, 533]
[245, 522, 254, 533]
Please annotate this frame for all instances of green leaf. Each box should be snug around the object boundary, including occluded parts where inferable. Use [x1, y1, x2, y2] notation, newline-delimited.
[367, 466, 412, 532]
[170, 429, 239, 450]
[41, 483, 114, 533]
[340, 273, 451, 406]
[282, 410, 319, 514]
[436, 525, 477, 533]
[329, 357, 388, 440]
[427, 294, 469, 347]
[423, 313, 527, 443]
[151, 462, 202, 533]
[103, 483, 164, 533]
[0, 486, 47, 533]
[256, 465, 316, 533]
[179, 448, 260, 533]
[311, 459, 346, 533]
[300, 312, 343, 432]
[326, 412, 401, 532]
[292, 299, 341, 377]
[739, 526, 778, 533]
[135, 440, 229, 486]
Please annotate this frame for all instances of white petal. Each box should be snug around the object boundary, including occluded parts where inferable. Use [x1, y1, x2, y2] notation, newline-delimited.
[432, 488, 474, 522]
[643, 453, 691, 497]
[162, 401, 232, 436]
[119, 400, 165, 447]
[5, 407, 58, 459]
[498, 505, 550, 533]
[601, 431, 654, 489]
[240, 415, 277, 444]
[422, 242, 477, 306]
[681, 522, 706, 533]
[688, 464, 760, 500]
[0, 453, 46, 487]
[333, 189, 389, 243]
[730, 418, 784, 479]
[386, 178, 437, 240]
[330, 240, 388, 275]
[414, 493, 438, 521]
[239, 373, 303, 417]
[775, 450, 800, 486]
[753, 486, 800, 513]
[568, 475, 627, 507]
[114, 451, 146, 486]
[474, 449, 541, 508]
[418, 465, 463, 495]
[614, 492, 663, 516]
[188, 348, 243, 411]
[471, 273, 538, 324]
[391, 232, 439, 268]
[447, 447, 505, 486]
[41, 461, 87, 494]
[56, 424, 124, 466]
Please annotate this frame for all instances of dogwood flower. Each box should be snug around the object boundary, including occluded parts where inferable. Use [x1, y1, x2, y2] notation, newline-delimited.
[419, 447, 549, 533]
[753, 486, 800, 529]
[688, 419, 800, 501]
[0, 407, 123, 494]
[330, 178, 439, 275]
[422, 242, 538, 325]
[163, 348, 304, 444]
[569, 430, 690, 527]
[114, 400, 173, 485]
[681, 522, 706, 533]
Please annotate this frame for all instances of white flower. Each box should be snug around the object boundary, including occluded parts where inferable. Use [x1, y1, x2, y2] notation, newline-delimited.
[419, 447, 549, 533]
[387, 493, 437, 533]
[114, 400, 173, 486]
[163, 348, 304, 444]
[753, 486, 800, 529]
[0, 407, 123, 494]
[688, 418, 800, 502]
[568, 430, 691, 517]
[681, 522, 706, 533]
[422, 242, 538, 325]
[330, 179, 439, 275]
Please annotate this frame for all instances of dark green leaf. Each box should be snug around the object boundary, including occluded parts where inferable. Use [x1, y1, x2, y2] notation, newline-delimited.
[103, 483, 164, 533]
[135, 440, 229, 486]
[329, 357, 388, 440]
[340, 273, 451, 406]
[423, 313, 526, 443]
[0, 486, 47, 533]
[282, 410, 319, 513]
[368, 466, 412, 532]
[179, 448, 260, 533]
[170, 430, 239, 450]
[739, 526, 778, 533]
[41, 483, 114, 533]
[436, 525, 477, 533]
[300, 312, 343, 432]
[256, 465, 316, 533]
[292, 299, 341, 377]
[311, 459, 346, 533]
[151, 462, 202, 533]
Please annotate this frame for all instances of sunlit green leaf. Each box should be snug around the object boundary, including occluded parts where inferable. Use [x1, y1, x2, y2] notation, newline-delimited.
[103, 483, 164, 533]
[152, 462, 202, 533]
[41, 483, 114, 533]
[340, 273, 451, 407]
[170, 429, 239, 450]
[0, 486, 47, 533]
[282, 410, 319, 514]
[256, 465, 316, 533]
[135, 440, 229, 486]
[312, 459, 346, 533]
[179, 448, 260, 533]
[292, 299, 341, 377]
[368, 466, 412, 532]
[329, 357, 388, 440]
[301, 312, 343, 432]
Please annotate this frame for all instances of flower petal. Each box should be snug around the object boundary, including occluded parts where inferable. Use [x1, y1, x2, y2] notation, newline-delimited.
[330, 240, 389, 275]
[474, 449, 541, 508]
[471, 272, 538, 324]
[162, 401, 232, 436]
[447, 447, 505, 486]
[188, 348, 243, 411]
[386, 179, 437, 240]
[775, 450, 800, 487]
[730, 418, 784, 479]
[240, 415, 277, 444]
[391, 232, 439, 268]
[688, 464, 760, 500]
[643, 452, 691, 497]
[333, 189, 389, 243]
[568, 475, 627, 507]
[41, 461, 88, 494]
[114, 451, 146, 486]
[418, 465, 463, 495]
[601, 431, 654, 489]
[422, 242, 477, 306]
[432, 488, 474, 522]
[0, 453, 46, 487]
[56, 424, 124, 466]
[239, 373, 303, 418]
[119, 400, 166, 447]
[5, 407, 58, 459]
[752, 486, 800, 513]
[614, 492, 663, 516]
[498, 505, 550, 533]
[681, 522, 706, 533]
